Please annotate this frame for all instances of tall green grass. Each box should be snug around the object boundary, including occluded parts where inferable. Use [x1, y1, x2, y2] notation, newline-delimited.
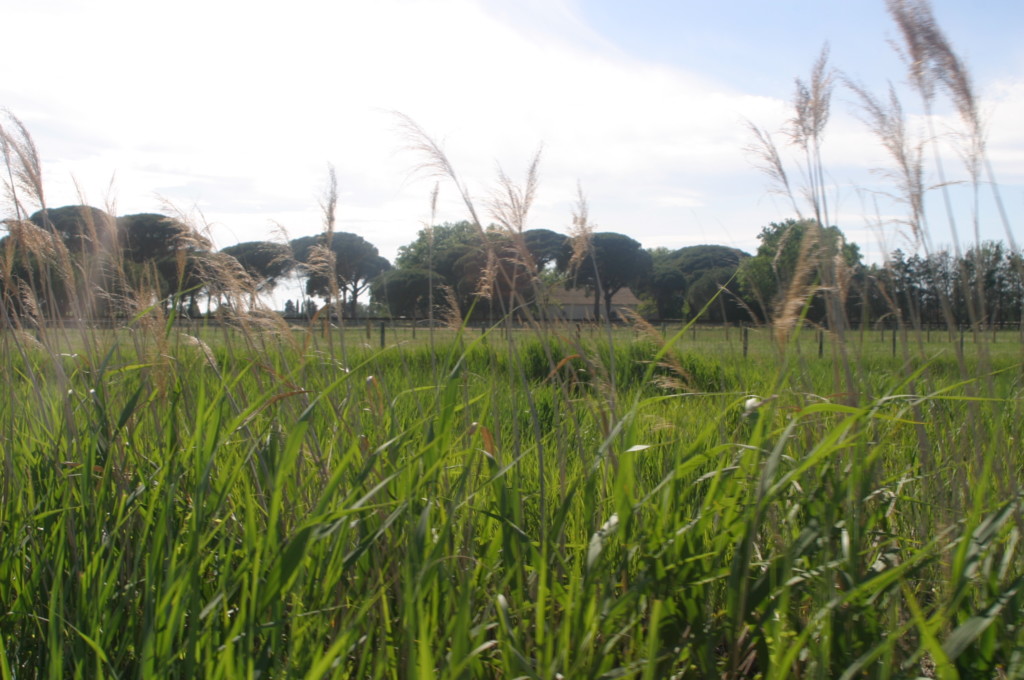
[0, 321, 1021, 678]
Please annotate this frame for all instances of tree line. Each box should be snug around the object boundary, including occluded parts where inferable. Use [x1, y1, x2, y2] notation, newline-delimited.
[2, 204, 1021, 330]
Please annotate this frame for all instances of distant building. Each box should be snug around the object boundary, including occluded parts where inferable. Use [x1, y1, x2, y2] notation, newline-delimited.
[542, 286, 641, 321]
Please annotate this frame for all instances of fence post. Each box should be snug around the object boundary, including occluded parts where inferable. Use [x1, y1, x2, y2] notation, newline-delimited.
[742, 325, 749, 358]
[892, 326, 897, 357]
[818, 329, 824, 358]
[380, 322, 386, 349]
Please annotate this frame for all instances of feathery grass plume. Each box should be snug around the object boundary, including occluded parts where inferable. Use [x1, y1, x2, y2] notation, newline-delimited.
[485, 151, 549, 324]
[473, 247, 498, 301]
[320, 164, 338, 237]
[201, 251, 252, 317]
[884, 0, 1017, 520]
[566, 182, 593, 276]
[69, 187, 122, 325]
[438, 284, 462, 331]
[891, 0, 1024, 263]
[395, 113, 548, 326]
[12, 328, 44, 352]
[304, 242, 337, 293]
[3, 218, 58, 262]
[745, 50, 837, 335]
[155, 199, 215, 253]
[896, 0, 994, 332]
[0, 123, 19, 219]
[773, 226, 821, 345]
[886, 0, 971, 255]
[97, 193, 139, 320]
[884, 0, 992, 336]
[316, 167, 342, 335]
[427, 182, 439, 333]
[903, 0, 993, 337]
[786, 45, 834, 228]
[393, 112, 484, 230]
[847, 81, 927, 246]
[0, 109, 45, 218]
[744, 121, 801, 219]
[178, 333, 217, 369]
[16, 279, 40, 328]
[886, 0, 936, 102]
[487, 148, 542, 236]
[243, 307, 295, 338]
[1, 217, 71, 326]
[888, 0, 980, 137]
[846, 74, 948, 354]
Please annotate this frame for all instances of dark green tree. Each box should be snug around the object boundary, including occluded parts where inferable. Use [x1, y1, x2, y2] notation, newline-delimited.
[738, 218, 861, 325]
[395, 221, 479, 274]
[17, 205, 119, 318]
[383, 223, 566, 321]
[557, 232, 652, 321]
[118, 213, 214, 316]
[30, 205, 116, 254]
[118, 213, 205, 263]
[371, 268, 444, 318]
[639, 245, 750, 321]
[522, 229, 567, 270]
[0, 221, 68, 320]
[394, 222, 514, 319]
[291, 232, 390, 318]
[220, 241, 294, 293]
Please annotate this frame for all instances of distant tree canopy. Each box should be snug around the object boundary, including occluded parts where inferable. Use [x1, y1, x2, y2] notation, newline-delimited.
[30, 205, 117, 254]
[877, 242, 1024, 328]
[522, 228, 567, 270]
[0, 206, 215, 318]
[738, 218, 862, 324]
[640, 244, 750, 321]
[291, 232, 390, 318]
[394, 221, 480, 313]
[557, 232, 652, 321]
[389, 222, 568, 320]
[117, 213, 215, 316]
[370, 268, 444, 318]
[5, 199, 1024, 333]
[219, 241, 294, 293]
[395, 221, 479, 274]
[118, 213, 204, 263]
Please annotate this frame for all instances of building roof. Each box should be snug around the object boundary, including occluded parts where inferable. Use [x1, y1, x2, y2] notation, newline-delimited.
[545, 286, 641, 306]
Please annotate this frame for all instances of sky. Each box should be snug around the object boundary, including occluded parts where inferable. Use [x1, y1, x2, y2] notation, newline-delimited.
[3, 0, 1023, 280]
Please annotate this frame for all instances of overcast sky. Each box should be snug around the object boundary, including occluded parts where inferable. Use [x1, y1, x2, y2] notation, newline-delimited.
[3, 0, 1023, 269]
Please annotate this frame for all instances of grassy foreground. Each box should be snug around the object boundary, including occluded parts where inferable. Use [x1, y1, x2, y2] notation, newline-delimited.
[0, 320, 1022, 679]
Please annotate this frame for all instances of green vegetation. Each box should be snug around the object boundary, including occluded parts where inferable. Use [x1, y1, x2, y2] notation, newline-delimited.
[1, 1, 1022, 676]
[0, 323, 1021, 678]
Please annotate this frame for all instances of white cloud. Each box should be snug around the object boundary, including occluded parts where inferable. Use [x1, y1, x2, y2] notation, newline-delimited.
[3, 0, 1022, 267]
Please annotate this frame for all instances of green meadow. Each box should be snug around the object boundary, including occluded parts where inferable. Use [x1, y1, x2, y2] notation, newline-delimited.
[0, 320, 1021, 678]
